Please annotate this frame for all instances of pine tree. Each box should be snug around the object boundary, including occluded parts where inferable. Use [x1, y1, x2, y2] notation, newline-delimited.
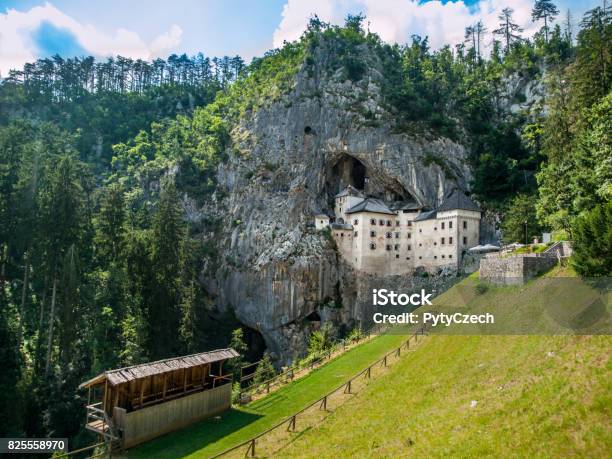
[532, 0, 560, 43]
[253, 352, 275, 385]
[493, 7, 524, 53]
[570, 202, 612, 276]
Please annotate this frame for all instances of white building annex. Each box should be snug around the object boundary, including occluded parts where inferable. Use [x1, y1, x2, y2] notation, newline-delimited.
[318, 186, 481, 275]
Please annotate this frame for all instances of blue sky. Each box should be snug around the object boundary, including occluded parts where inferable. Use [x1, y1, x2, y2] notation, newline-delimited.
[0, 0, 602, 75]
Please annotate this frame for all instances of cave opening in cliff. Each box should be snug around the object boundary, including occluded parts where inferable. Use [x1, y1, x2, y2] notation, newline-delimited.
[241, 326, 266, 363]
[306, 310, 321, 322]
[327, 154, 367, 194]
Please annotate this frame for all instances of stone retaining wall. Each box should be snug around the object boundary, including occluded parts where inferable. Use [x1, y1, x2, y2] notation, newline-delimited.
[479, 254, 557, 285]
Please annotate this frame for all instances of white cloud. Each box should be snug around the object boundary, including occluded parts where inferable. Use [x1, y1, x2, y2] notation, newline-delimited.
[273, 0, 544, 52]
[0, 2, 182, 76]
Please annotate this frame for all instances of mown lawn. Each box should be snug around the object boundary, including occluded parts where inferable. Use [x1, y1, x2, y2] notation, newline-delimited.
[274, 268, 612, 457]
[126, 332, 411, 458]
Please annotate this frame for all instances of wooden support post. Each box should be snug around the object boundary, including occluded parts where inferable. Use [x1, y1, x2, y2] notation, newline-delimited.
[366, 366, 371, 379]
[103, 381, 108, 414]
[266, 381, 270, 393]
[320, 395, 327, 411]
[162, 374, 167, 400]
[396, 347, 401, 358]
[219, 360, 224, 377]
[344, 380, 352, 394]
[139, 378, 145, 408]
[383, 355, 387, 367]
[287, 415, 296, 432]
[248, 439, 255, 457]
[183, 368, 187, 393]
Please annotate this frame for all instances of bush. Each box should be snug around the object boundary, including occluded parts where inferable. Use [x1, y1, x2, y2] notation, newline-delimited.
[570, 202, 612, 276]
[253, 352, 276, 385]
[307, 322, 334, 357]
[475, 283, 489, 295]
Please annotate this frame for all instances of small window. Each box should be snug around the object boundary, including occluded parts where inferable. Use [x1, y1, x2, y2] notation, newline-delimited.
[394, 244, 400, 251]
[407, 244, 411, 251]
[449, 237, 453, 244]
[370, 242, 376, 250]
[434, 227, 437, 231]
[385, 220, 390, 226]
[341, 233, 344, 237]
[419, 256, 422, 260]
[340, 207, 342, 212]
[379, 219, 385, 225]
[419, 229, 422, 233]
[449, 254, 453, 259]
[370, 219, 376, 225]
[407, 221, 412, 227]
[335, 233, 339, 237]
[434, 256, 437, 259]
[407, 233, 412, 239]
[370, 230, 376, 237]
[442, 255, 445, 258]
[463, 221, 467, 229]
[395, 221, 400, 227]
[449, 221, 453, 229]
[395, 232, 400, 238]
[355, 231, 358, 237]
[434, 242, 437, 246]
[395, 254, 400, 259]
[419, 243, 422, 247]
[441, 222, 445, 229]
[353, 219, 359, 225]
[463, 236, 467, 245]
[441, 237, 445, 245]
[406, 257, 411, 260]
[386, 244, 392, 251]
[385, 232, 392, 239]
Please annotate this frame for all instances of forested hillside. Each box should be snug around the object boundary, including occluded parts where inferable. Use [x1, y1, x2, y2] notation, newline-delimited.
[0, 1, 609, 449]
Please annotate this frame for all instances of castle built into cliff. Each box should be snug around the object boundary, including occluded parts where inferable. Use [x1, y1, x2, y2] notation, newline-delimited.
[315, 186, 481, 275]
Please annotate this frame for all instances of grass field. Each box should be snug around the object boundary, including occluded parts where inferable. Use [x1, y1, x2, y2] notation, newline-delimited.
[270, 268, 612, 457]
[126, 331, 413, 458]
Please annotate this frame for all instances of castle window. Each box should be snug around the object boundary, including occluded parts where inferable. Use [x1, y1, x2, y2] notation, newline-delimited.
[396, 221, 400, 227]
[386, 220, 392, 227]
[355, 231, 358, 237]
[395, 232, 400, 238]
[434, 227, 437, 231]
[441, 237, 445, 245]
[379, 219, 385, 225]
[463, 236, 467, 245]
[441, 222, 445, 229]
[463, 221, 467, 229]
[434, 256, 437, 259]
[449, 254, 453, 259]
[341, 233, 344, 237]
[407, 221, 412, 227]
[370, 231, 376, 237]
[449, 237, 453, 244]
[419, 229, 422, 233]
[353, 219, 359, 225]
[407, 233, 411, 239]
[419, 243, 422, 247]
[442, 255, 445, 258]
[340, 207, 342, 212]
[419, 256, 422, 260]
[449, 221, 453, 229]
[371, 219, 376, 225]
[434, 242, 437, 246]
[408, 245, 411, 250]
[386, 244, 392, 251]
[385, 232, 392, 239]
[395, 254, 400, 259]
[370, 242, 376, 250]
[394, 244, 400, 251]
[406, 257, 411, 260]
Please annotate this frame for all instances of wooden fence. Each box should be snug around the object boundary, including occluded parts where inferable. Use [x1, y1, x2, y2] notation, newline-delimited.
[211, 324, 428, 458]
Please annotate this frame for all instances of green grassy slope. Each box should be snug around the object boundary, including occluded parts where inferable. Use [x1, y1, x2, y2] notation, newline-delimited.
[275, 269, 612, 458]
[126, 332, 411, 458]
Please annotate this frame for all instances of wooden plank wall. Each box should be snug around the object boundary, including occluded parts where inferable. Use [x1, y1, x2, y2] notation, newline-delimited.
[122, 383, 232, 448]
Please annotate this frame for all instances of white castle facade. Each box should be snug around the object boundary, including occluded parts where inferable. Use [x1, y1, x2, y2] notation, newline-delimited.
[315, 186, 481, 275]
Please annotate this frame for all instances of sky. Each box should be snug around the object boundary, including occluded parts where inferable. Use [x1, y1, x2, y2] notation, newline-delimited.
[0, 0, 603, 76]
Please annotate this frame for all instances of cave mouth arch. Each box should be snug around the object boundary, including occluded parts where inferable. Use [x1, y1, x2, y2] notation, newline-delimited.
[325, 153, 420, 205]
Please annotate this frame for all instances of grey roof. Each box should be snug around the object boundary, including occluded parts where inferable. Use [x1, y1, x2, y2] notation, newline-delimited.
[389, 201, 423, 211]
[315, 214, 330, 219]
[438, 190, 480, 212]
[331, 222, 353, 230]
[414, 209, 437, 222]
[334, 185, 364, 199]
[346, 198, 395, 215]
[79, 348, 239, 388]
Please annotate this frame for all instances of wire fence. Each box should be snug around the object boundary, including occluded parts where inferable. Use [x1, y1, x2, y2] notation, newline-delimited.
[237, 323, 389, 403]
[211, 324, 428, 458]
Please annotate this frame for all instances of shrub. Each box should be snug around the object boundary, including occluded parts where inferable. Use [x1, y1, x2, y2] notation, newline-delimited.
[307, 322, 334, 357]
[253, 352, 276, 385]
[475, 283, 489, 295]
[570, 202, 612, 276]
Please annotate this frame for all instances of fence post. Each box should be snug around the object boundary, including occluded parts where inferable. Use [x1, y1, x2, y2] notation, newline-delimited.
[383, 355, 387, 367]
[344, 380, 352, 394]
[287, 415, 296, 432]
[366, 366, 371, 379]
[266, 381, 270, 393]
[396, 347, 401, 358]
[320, 395, 327, 411]
[248, 439, 255, 457]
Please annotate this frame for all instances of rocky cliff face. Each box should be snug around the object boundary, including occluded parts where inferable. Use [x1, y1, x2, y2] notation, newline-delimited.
[200, 42, 473, 364]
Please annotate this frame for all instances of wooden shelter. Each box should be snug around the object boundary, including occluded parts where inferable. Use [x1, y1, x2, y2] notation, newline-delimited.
[79, 348, 239, 448]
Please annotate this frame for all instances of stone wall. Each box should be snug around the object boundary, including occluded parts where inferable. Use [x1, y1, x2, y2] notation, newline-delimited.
[479, 254, 557, 285]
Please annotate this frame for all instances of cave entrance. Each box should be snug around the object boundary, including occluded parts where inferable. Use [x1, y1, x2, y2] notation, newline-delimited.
[242, 326, 266, 363]
[327, 154, 367, 195]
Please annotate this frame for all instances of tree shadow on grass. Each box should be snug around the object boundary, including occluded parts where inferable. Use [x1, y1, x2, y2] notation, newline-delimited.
[126, 408, 263, 458]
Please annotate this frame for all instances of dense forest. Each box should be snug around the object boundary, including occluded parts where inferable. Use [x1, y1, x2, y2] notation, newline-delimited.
[0, 0, 610, 448]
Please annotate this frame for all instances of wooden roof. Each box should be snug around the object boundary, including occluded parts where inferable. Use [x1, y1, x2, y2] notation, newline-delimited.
[79, 348, 239, 389]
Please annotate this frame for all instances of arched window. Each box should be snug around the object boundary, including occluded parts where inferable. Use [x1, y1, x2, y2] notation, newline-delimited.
[353, 219, 359, 225]
[369, 242, 376, 250]
[385, 232, 392, 239]
[386, 220, 392, 226]
[370, 230, 376, 237]
[370, 219, 376, 225]
[385, 244, 392, 251]
[379, 219, 385, 226]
